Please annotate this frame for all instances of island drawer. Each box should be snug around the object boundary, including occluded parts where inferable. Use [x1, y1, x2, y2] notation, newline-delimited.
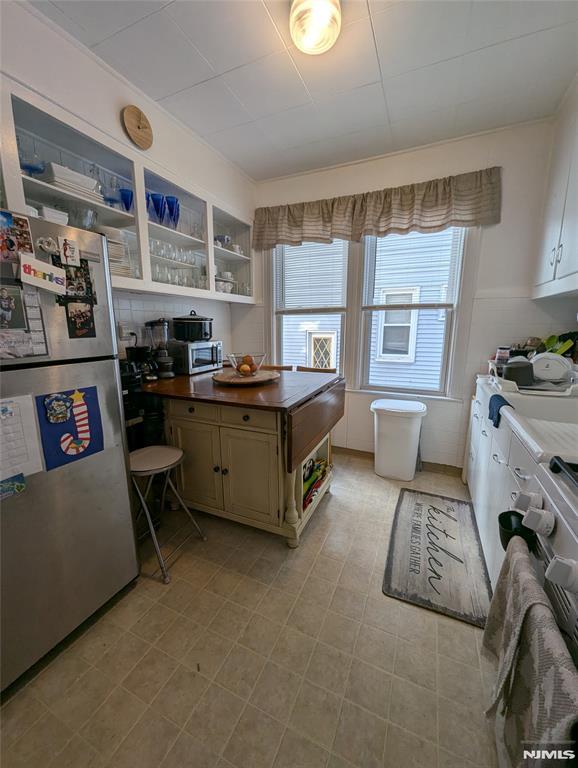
[219, 405, 277, 432]
[168, 400, 219, 423]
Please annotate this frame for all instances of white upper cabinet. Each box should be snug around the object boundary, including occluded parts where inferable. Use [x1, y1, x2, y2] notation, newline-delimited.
[0, 87, 255, 305]
[556, 118, 578, 281]
[534, 81, 578, 297]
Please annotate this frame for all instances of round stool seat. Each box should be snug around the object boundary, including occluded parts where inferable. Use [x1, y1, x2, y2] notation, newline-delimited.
[130, 445, 184, 476]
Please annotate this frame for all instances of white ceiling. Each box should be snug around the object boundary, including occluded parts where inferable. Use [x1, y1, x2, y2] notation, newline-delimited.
[33, 0, 578, 180]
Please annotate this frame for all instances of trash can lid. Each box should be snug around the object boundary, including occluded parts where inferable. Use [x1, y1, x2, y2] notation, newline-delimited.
[370, 398, 427, 417]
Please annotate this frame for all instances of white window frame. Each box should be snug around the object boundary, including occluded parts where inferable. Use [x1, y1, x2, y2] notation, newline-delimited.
[307, 330, 337, 368]
[273, 242, 347, 373]
[375, 287, 419, 363]
[268, 228, 478, 400]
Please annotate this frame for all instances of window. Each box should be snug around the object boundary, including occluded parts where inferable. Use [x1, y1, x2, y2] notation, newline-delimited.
[271, 229, 466, 394]
[376, 287, 419, 362]
[308, 331, 337, 368]
[362, 229, 465, 393]
[274, 241, 347, 371]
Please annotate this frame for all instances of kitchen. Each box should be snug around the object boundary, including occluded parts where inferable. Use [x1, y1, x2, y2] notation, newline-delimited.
[1, 1, 577, 767]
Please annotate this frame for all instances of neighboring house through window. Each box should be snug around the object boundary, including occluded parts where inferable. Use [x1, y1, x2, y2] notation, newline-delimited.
[308, 331, 337, 368]
[376, 287, 419, 362]
[274, 240, 347, 371]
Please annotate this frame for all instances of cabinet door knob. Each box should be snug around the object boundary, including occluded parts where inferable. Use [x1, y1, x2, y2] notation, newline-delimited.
[221, 468, 229, 476]
[513, 466, 530, 481]
[242, 414, 250, 422]
[492, 453, 504, 464]
[213, 465, 220, 473]
[188, 406, 195, 413]
[481, 429, 488, 436]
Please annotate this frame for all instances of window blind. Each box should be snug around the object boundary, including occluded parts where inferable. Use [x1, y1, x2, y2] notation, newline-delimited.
[363, 228, 464, 308]
[275, 240, 348, 311]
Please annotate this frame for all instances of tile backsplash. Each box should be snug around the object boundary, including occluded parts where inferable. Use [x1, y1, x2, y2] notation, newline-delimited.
[112, 291, 232, 358]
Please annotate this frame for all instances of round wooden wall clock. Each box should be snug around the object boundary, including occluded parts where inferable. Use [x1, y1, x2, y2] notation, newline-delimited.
[121, 105, 153, 150]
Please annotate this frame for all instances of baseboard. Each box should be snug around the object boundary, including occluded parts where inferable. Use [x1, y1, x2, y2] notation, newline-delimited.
[332, 447, 463, 477]
[332, 446, 374, 460]
[421, 461, 463, 477]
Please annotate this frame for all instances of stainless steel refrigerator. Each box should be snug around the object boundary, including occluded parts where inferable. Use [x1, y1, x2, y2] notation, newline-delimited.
[1, 216, 138, 690]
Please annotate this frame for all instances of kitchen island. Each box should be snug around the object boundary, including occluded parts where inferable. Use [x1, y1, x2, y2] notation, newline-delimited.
[142, 371, 345, 547]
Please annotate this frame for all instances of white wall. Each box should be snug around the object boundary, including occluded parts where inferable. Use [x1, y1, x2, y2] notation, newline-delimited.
[112, 291, 232, 358]
[255, 121, 578, 466]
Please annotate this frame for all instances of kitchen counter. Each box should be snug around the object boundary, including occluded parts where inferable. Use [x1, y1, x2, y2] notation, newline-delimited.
[144, 371, 346, 547]
[501, 410, 578, 463]
[141, 370, 342, 413]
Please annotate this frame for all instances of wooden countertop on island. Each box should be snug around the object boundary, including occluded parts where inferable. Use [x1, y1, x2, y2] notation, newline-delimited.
[141, 370, 344, 413]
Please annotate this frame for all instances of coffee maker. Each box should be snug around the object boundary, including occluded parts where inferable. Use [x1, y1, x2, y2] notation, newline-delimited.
[145, 318, 175, 379]
[124, 344, 158, 382]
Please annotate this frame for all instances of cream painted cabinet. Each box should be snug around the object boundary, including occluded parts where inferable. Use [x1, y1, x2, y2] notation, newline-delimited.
[170, 419, 224, 510]
[168, 411, 280, 526]
[220, 428, 279, 524]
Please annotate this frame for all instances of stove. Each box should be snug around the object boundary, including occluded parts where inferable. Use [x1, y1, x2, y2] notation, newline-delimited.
[518, 457, 578, 662]
[550, 456, 578, 490]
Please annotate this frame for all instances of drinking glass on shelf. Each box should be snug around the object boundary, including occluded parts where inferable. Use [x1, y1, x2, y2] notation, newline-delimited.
[103, 175, 121, 207]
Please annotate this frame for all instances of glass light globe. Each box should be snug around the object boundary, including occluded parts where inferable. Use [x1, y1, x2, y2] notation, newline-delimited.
[290, 0, 341, 55]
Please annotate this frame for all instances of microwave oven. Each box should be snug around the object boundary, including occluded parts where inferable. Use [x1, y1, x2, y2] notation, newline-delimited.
[168, 340, 223, 375]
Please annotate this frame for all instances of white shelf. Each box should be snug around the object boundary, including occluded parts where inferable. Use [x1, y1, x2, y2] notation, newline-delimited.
[147, 220, 206, 249]
[110, 273, 255, 303]
[21, 175, 135, 229]
[213, 244, 250, 262]
[150, 252, 203, 269]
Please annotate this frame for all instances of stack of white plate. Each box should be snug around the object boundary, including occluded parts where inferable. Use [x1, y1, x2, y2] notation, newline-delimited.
[38, 205, 69, 225]
[96, 227, 132, 277]
[41, 162, 104, 204]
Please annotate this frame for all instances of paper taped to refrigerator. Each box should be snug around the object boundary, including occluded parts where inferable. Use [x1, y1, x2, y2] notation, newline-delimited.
[0, 286, 48, 359]
[0, 395, 44, 480]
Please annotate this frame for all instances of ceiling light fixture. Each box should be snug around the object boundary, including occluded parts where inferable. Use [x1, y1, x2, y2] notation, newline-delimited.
[289, 0, 341, 55]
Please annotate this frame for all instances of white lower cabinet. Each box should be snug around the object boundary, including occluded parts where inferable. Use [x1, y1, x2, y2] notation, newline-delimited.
[220, 428, 278, 524]
[484, 439, 510, 586]
[466, 383, 532, 589]
[168, 412, 280, 526]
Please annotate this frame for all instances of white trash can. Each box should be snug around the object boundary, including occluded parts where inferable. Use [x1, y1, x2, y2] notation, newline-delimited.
[370, 399, 427, 481]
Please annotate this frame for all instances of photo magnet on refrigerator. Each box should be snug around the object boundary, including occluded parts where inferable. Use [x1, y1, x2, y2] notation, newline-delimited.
[65, 301, 96, 339]
[58, 237, 80, 266]
[35, 387, 104, 471]
[0, 474, 26, 500]
[0, 210, 34, 262]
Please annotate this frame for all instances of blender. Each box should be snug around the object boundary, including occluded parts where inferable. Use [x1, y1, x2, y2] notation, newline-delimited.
[145, 318, 175, 379]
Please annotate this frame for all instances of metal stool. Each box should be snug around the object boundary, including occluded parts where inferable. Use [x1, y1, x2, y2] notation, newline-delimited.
[129, 445, 206, 584]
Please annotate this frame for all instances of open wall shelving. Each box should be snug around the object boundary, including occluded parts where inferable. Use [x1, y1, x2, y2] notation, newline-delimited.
[1, 91, 255, 305]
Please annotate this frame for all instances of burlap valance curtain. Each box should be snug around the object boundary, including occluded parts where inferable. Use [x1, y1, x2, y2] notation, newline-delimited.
[253, 167, 501, 251]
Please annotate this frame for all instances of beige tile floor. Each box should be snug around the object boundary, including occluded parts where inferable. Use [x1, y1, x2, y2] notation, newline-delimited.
[1, 451, 497, 768]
